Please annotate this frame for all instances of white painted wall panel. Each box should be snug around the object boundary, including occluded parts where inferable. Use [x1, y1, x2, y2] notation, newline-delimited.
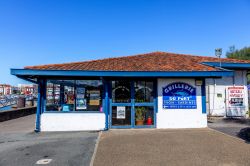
[157, 78, 207, 128]
[206, 70, 248, 117]
[41, 113, 105, 131]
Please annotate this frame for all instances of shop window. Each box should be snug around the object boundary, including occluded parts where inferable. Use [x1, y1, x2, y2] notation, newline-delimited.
[46, 80, 103, 112]
[135, 81, 154, 103]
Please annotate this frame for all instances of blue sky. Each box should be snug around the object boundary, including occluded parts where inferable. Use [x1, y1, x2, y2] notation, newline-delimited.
[0, 0, 250, 85]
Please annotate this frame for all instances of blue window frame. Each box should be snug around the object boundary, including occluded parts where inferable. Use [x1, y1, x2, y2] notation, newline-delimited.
[109, 79, 157, 129]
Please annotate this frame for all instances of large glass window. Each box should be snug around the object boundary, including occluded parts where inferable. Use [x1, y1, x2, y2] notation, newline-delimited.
[135, 81, 154, 103]
[46, 80, 103, 112]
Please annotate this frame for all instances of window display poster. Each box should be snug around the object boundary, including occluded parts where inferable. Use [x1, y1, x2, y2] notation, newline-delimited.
[89, 90, 100, 105]
[76, 87, 86, 110]
[163, 82, 197, 109]
[117, 106, 126, 119]
[76, 98, 87, 110]
[227, 86, 244, 107]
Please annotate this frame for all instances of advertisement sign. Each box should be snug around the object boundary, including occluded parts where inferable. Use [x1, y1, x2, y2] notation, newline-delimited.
[227, 86, 244, 107]
[163, 82, 197, 109]
[76, 87, 86, 110]
[89, 90, 100, 106]
[117, 106, 126, 119]
[227, 86, 245, 116]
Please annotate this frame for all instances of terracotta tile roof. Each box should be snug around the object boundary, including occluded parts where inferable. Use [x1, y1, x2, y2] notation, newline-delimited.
[24, 52, 250, 71]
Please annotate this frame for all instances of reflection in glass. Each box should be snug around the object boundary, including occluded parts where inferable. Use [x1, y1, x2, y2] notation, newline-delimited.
[135, 81, 153, 103]
[112, 80, 131, 103]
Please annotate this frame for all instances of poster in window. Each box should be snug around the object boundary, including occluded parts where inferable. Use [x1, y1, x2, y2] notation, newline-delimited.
[89, 90, 100, 105]
[117, 106, 126, 119]
[76, 87, 86, 110]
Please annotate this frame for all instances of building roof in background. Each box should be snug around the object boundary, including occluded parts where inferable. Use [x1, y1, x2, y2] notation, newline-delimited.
[24, 52, 250, 72]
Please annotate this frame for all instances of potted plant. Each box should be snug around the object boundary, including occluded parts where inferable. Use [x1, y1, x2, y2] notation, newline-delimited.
[135, 107, 146, 125]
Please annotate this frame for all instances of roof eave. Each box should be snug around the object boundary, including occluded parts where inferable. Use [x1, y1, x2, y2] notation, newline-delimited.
[11, 69, 234, 78]
[202, 62, 250, 69]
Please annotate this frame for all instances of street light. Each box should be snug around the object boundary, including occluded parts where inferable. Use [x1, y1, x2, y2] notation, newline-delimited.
[215, 48, 222, 68]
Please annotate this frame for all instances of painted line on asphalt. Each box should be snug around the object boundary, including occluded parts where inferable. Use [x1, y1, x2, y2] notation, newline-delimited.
[208, 127, 245, 143]
[90, 131, 102, 166]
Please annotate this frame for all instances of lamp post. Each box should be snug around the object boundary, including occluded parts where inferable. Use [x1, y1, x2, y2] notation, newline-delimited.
[215, 48, 222, 68]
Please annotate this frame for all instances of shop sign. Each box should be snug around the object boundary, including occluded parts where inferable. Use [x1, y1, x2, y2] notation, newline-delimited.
[117, 106, 126, 119]
[226, 86, 245, 116]
[163, 82, 197, 109]
[227, 86, 244, 107]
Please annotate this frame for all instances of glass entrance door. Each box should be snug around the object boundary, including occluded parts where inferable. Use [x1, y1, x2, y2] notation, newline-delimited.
[110, 79, 156, 128]
[111, 80, 132, 127]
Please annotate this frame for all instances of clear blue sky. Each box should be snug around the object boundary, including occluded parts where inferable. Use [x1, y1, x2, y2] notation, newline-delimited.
[0, 0, 250, 85]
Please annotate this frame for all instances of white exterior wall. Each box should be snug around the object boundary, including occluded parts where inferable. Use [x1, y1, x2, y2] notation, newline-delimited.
[206, 70, 249, 117]
[41, 113, 105, 131]
[157, 78, 207, 129]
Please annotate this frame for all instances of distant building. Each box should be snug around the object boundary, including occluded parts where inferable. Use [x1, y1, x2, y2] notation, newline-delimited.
[0, 84, 12, 95]
[18, 84, 38, 96]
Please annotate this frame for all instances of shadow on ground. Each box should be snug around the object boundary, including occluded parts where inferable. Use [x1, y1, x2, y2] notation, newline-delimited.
[238, 127, 250, 143]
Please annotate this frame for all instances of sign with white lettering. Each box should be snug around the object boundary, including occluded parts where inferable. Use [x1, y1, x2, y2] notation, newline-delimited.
[163, 82, 197, 109]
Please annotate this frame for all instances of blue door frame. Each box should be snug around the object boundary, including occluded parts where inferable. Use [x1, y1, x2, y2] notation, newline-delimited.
[107, 79, 157, 129]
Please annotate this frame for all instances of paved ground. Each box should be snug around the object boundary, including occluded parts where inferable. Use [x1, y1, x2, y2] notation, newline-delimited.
[93, 129, 250, 166]
[0, 114, 98, 166]
[208, 117, 250, 142]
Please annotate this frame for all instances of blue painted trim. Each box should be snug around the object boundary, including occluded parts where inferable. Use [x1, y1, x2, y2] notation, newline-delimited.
[154, 79, 158, 128]
[42, 79, 46, 114]
[35, 79, 41, 132]
[104, 79, 109, 130]
[11, 69, 234, 77]
[202, 62, 250, 69]
[201, 78, 206, 114]
[43, 111, 104, 113]
[134, 103, 154, 106]
[111, 125, 132, 129]
[131, 81, 135, 128]
[134, 125, 155, 129]
[111, 103, 132, 106]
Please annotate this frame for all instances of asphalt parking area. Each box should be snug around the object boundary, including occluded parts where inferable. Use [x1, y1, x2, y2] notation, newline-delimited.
[93, 129, 250, 166]
[208, 118, 250, 142]
[0, 115, 99, 166]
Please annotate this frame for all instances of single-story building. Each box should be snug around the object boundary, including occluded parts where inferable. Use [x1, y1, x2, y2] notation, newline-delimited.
[11, 52, 250, 132]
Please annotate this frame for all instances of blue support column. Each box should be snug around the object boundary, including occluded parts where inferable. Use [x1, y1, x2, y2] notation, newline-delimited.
[104, 79, 109, 130]
[35, 79, 42, 132]
[131, 81, 135, 128]
[201, 79, 206, 114]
